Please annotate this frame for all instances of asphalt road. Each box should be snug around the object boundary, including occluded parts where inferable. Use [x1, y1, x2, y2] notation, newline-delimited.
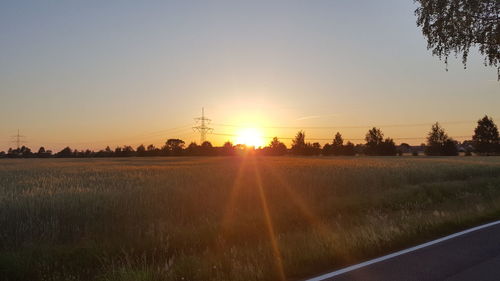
[308, 221, 500, 281]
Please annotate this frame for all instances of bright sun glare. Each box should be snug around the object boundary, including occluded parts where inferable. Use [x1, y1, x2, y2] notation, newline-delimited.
[235, 128, 265, 148]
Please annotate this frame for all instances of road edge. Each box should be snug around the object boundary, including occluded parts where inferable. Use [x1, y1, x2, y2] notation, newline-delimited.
[306, 220, 500, 281]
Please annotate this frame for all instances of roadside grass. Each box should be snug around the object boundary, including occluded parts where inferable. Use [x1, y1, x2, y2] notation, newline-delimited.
[1, 156, 500, 280]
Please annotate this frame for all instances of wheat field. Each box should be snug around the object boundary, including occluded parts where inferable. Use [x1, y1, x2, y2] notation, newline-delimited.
[1, 156, 500, 281]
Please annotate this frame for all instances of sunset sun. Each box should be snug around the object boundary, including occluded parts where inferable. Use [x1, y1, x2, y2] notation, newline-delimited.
[235, 128, 265, 147]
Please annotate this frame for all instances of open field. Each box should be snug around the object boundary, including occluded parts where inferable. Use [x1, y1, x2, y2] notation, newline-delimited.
[1, 156, 500, 281]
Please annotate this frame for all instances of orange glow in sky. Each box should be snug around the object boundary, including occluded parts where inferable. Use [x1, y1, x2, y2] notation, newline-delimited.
[1, 1, 499, 152]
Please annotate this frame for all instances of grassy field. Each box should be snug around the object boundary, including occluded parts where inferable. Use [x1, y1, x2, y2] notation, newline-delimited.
[1, 156, 500, 281]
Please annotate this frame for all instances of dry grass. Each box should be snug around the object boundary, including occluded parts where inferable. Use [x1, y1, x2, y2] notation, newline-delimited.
[1, 156, 500, 281]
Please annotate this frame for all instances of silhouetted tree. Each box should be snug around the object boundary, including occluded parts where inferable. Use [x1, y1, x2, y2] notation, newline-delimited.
[221, 141, 236, 156]
[165, 139, 185, 156]
[323, 132, 356, 156]
[95, 146, 113, 157]
[6, 148, 16, 158]
[17, 146, 33, 157]
[5, 146, 36, 158]
[322, 143, 332, 156]
[57, 147, 73, 158]
[399, 143, 411, 153]
[331, 132, 344, 155]
[200, 141, 214, 156]
[310, 142, 322, 155]
[365, 127, 384, 154]
[380, 138, 398, 156]
[291, 131, 307, 155]
[415, 0, 500, 79]
[265, 137, 287, 156]
[136, 144, 146, 157]
[103, 146, 112, 156]
[365, 127, 383, 155]
[426, 122, 448, 155]
[111, 146, 134, 157]
[36, 146, 51, 158]
[122, 146, 135, 157]
[364, 128, 396, 156]
[84, 149, 93, 157]
[145, 144, 159, 156]
[473, 115, 499, 154]
[75, 150, 83, 158]
[425, 122, 458, 156]
[333, 132, 343, 146]
[186, 142, 200, 156]
[343, 141, 356, 156]
[443, 139, 459, 156]
[354, 144, 365, 155]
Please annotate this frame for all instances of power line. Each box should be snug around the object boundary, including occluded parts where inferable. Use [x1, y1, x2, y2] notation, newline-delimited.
[212, 132, 471, 142]
[138, 124, 194, 137]
[26, 125, 194, 146]
[192, 107, 213, 144]
[211, 119, 483, 130]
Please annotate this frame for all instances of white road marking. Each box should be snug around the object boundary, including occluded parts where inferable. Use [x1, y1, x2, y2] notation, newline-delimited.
[306, 220, 500, 281]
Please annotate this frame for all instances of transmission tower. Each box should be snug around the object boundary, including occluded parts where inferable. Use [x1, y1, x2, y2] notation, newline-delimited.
[193, 107, 213, 144]
[11, 129, 26, 150]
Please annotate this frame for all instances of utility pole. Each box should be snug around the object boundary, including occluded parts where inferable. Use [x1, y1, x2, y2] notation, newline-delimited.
[11, 129, 26, 150]
[193, 107, 213, 144]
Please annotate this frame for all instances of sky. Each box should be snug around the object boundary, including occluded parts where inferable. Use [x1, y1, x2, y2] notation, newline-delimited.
[1, 0, 499, 151]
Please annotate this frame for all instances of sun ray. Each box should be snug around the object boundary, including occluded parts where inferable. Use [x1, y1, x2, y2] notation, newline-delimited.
[220, 156, 250, 233]
[260, 159, 359, 264]
[251, 157, 286, 281]
[260, 160, 339, 240]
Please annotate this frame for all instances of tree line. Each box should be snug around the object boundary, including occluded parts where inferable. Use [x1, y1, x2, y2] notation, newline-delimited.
[2, 115, 499, 158]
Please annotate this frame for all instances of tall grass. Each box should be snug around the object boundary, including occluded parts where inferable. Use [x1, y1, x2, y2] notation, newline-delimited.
[1, 156, 500, 281]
